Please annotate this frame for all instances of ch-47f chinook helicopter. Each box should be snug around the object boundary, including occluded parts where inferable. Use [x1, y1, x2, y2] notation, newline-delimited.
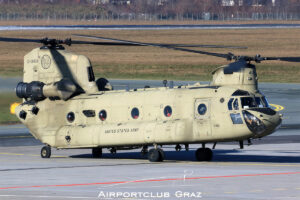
[2, 34, 299, 162]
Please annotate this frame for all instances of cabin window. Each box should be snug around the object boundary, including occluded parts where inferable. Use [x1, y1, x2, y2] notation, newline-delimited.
[164, 106, 172, 117]
[99, 110, 107, 121]
[131, 108, 139, 119]
[82, 110, 95, 117]
[87, 66, 95, 82]
[67, 112, 75, 123]
[197, 104, 207, 115]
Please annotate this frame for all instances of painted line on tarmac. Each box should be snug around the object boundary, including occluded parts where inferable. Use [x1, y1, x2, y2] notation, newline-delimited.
[0, 126, 25, 129]
[249, 189, 263, 193]
[0, 136, 32, 139]
[0, 171, 299, 190]
[179, 161, 300, 167]
[0, 152, 24, 156]
[0, 152, 67, 158]
[0, 195, 95, 199]
[214, 162, 300, 167]
[272, 188, 287, 191]
[269, 104, 285, 111]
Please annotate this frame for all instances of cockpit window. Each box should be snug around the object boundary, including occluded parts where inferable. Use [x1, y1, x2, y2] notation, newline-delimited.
[232, 90, 250, 96]
[228, 98, 233, 110]
[241, 97, 257, 109]
[255, 97, 264, 108]
[228, 98, 239, 110]
[233, 99, 239, 110]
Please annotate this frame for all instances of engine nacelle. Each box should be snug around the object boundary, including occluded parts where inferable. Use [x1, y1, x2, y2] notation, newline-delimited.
[16, 79, 77, 101]
[210, 64, 258, 93]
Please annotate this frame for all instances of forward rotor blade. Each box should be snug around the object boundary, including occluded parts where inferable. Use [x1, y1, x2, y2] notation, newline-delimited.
[263, 57, 300, 63]
[73, 34, 231, 59]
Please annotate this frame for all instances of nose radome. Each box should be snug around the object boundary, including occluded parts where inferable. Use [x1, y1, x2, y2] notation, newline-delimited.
[243, 108, 282, 138]
[251, 109, 282, 137]
[261, 112, 282, 132]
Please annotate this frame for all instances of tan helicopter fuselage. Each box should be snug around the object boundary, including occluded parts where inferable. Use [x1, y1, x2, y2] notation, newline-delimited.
[15, 48, 281, 150]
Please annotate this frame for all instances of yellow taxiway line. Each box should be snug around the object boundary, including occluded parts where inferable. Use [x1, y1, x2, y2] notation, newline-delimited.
[269, 104, 285, 111]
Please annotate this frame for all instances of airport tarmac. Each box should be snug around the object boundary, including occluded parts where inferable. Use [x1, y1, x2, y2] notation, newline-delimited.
[0, 143, 299, 200]
[0, 80, 299, 200]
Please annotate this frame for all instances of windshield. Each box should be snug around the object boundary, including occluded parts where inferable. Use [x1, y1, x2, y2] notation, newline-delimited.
[255, 96, 270, 108]
[241, 97, 257, 109]
[255, 97, 264, 108]
[262, 96, 270, 108]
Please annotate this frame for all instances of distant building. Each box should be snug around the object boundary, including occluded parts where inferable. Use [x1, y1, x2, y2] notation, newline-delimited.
[222, 0, 234, 6]
[222, 0, 275, 6]
[110, 0, 130, 5]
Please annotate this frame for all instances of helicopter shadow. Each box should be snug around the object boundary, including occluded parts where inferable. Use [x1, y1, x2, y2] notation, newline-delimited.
[70, 149, 300, 163]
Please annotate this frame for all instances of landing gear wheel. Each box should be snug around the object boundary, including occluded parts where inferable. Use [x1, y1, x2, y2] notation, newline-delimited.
[41, 146, 51, 158]
[157, 148, 165, 162]
[148, 148, 164, 162]
[195, 148, 213, 161]
[92, 148, 102, 158]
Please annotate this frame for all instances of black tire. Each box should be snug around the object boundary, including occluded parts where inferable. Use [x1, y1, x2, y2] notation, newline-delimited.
[204, 148, 213, 161]
[157, 148, 165, 162]
[195, 148, 213, 161]
[148, 149, 161, 162]
[41, 146, 51, 158]
[92, 148, 102, 158]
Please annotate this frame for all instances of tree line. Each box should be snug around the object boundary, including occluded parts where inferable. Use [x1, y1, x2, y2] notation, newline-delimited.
[0, 0, 299, 21]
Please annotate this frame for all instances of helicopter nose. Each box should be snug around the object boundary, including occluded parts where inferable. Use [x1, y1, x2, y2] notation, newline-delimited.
[243, 108, 282, 138]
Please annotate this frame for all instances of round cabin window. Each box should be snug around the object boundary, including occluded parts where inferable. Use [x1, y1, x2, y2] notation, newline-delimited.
[164, 106, 172, 117]
[99, 110, 107, 121]
[131, 107, 139, 119]
[197, 104, 207, 115]
[67, 112, 75, 123]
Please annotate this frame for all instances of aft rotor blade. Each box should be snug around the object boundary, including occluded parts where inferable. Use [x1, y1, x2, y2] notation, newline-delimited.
[0, 37, 41, 43]
[76, 39, 247, 48]
[73, 34, 231, 59]
[0, 36, 244, 49]
[166, 44, 247, 49]
[73, 34, 247, 49]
